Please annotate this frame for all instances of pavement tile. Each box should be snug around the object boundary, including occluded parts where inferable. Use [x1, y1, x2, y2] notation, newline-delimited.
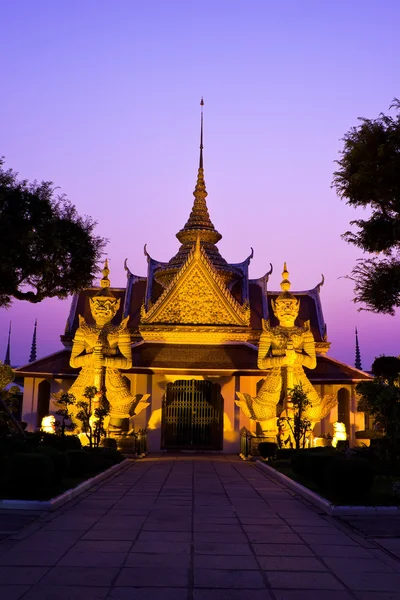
[70, 540, 132, 552]
[252, 544, 314, 557]
[0, 550, 67, 566]
[258, 556, 327, 571]
[82, 529, 140, 541]
[193, 588, 273, 599]
[273, 592, 354, 600]
[194, 532, 248, 543]
[137, 531, 191, 542]
[90, 517, 146, 530]
[193, 518, 239, 525]
[247, 532, 303, 544]
[194, 568, 265, 588]
[107, 589, 188, 600]
[0, 586, 31, 600]
[194, 554, 259, 570]
[125, 552, 191, 568]
[312, 545, 374, 558]
[194, 523, 242, 532]
[369, 548, 400, 572]
[0, 566, 49, 585]
[22, 586, 109, 600]
[130, 541, 191, 554]
[266, 570, 345, 589]
[41, 516, 99, 531]
[291, 525, 340, 533]
[241, 524, 294, 534]
[40, 566, 118, 586]
[374, 539, 400, 551]
[336, 571, 400, 592]
[115, 567, 189, 586]
[354, 593, 400, 600]
[323, 556, 396, 573]
[57, 549, 127, 567]
[142, 522, 192, 531]
[238, 518, 284, 525]
[299, 533, 358, 546]
[195, 542, 253, 555]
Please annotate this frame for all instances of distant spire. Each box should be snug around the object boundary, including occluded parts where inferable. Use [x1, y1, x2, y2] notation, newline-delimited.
[355, 327, 362, 370]
[4, 322, 11, 366]
[29, 319, 37, 363]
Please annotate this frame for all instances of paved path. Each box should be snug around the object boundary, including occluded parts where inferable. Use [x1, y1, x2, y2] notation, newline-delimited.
[1, 455, 400, 600]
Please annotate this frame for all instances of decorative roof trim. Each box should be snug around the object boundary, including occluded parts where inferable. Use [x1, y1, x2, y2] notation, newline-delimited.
[141, 238, 250, 326]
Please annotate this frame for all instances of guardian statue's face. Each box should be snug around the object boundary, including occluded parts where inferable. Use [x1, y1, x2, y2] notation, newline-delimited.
[272, 298, 300, 326]
[90, 297, 120, 326]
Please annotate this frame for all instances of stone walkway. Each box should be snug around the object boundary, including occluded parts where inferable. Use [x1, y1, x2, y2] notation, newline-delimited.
[1, 455, 400, 600]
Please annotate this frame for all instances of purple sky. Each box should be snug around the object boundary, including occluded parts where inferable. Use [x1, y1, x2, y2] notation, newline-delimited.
[1, 0, 399, 370]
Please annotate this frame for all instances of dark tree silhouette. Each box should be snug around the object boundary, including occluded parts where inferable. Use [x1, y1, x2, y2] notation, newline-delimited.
[333, 100, 400, 314]
[0, 158, 106, 307]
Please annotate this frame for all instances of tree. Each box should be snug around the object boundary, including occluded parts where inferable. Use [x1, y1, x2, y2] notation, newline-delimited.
[53, 392, 77, 437]
[0, 158, 106, 307]
[372, 356, 400, 385]
[285, 383, 312, 450]
[76, 386, 110, 448]
[357, 356, 400, 463]
[0, 361, 24, 436]
[332, 99, 400, 314]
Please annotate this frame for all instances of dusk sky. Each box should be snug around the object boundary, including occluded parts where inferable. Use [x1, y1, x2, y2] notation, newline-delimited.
[1, 0, 399, 370]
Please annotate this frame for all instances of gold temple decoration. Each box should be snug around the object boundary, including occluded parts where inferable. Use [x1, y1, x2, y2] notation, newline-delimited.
[140, 234, 251, 343]
[154, 99, 241, 288]
[236, 263, 335, 433]
[69, 259, 149, 434]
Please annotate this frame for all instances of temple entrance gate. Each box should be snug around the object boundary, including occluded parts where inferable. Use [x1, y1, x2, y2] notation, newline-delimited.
[162, 379, 223, 450]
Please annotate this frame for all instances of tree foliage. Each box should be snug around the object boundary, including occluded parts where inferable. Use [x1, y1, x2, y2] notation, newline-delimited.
[0, 158, 106, 307]
[76, 386, 110, 448]
[53, 392, 77, 437]
[333, 99, 400, 314]
[372, 356, 400, 384]
[357, 357, 400, 462]
[286, 383, 312, 450]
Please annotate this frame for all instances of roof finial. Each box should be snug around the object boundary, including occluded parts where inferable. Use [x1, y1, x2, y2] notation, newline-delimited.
[4, 322, 11, 366]
[280, 262, 291, 292]
[355, 327, 363, 370]
[199, 97, 204, 169]
[100, 258, 110, 288]
[29, 319, 37, 363]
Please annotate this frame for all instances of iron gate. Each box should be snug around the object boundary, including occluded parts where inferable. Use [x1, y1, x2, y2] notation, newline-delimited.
[162, 380, 223, 450]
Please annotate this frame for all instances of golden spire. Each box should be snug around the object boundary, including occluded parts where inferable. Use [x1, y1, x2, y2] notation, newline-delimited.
[280, 262, 291, 292]
[154, 99, 239, 288]
[176, 98, 220, 240]
[199, 97, 204, 169]
[100, 258, 110, 288]
[276, 262, 297, 302]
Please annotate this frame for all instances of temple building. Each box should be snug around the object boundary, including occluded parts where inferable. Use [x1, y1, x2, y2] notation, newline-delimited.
[16, 109, 371, 452]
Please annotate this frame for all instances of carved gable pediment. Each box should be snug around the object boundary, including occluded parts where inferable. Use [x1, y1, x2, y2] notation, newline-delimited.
[140, 241, 250, 327]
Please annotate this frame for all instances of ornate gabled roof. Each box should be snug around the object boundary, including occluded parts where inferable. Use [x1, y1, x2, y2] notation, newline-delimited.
[153, 100, 242, 288]
[140, 236, 251, 329]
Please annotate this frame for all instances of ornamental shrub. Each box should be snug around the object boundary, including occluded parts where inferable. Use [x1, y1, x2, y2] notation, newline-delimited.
[66, 449, 94, 476]
[324, 457, 375, 502]
[37, 446, 70, 483]
[41, 433, 81, 451]
[276, 448, 298, 460]
[5, 453, 54, 494]
[291, 448, 339, 486]
[84, 447, 124, 473]
[258, 442, 277, 459]
[100, 437, 118, 450]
